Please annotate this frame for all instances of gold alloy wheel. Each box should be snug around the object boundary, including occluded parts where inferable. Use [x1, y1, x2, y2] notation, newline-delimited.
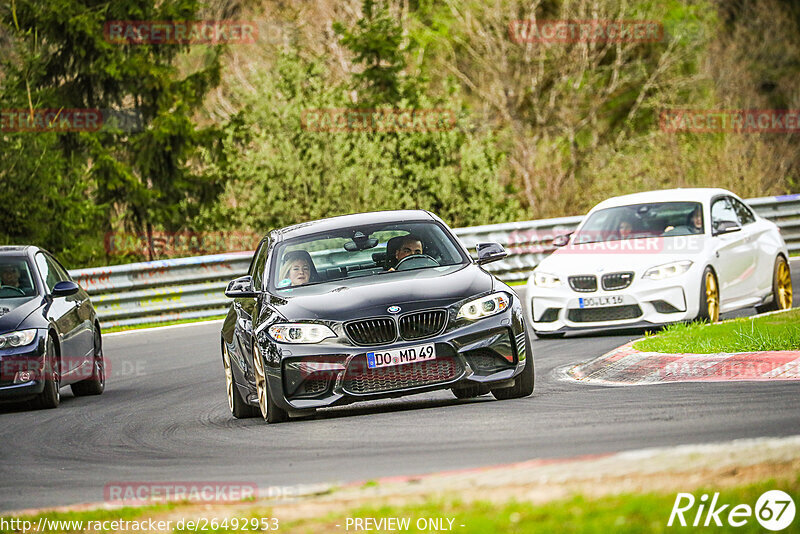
[777, 260, 793, 309]
[252, 344, 269, 419]
[705, 271, 720, 323]
[222, 345, 234, 414]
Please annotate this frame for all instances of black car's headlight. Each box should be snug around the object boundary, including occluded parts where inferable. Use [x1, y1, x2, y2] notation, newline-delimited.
[267, 323, 336, 344]
[457, 292, 511, 321]
[0, 329, 37, 349]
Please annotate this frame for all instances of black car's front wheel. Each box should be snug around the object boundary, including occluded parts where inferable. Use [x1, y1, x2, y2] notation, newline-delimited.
[32, 335, 60, 409]
[222, 342, 258, 419]
[492, 336, 534, 400]
[252, 343, 288, 424]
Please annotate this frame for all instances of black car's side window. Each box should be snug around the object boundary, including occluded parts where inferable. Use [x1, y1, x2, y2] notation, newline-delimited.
[47, 254, 71, 282]
[35, 253, 61, 292]
[251, 239, 269, 291]
[730, 197, 756, 225]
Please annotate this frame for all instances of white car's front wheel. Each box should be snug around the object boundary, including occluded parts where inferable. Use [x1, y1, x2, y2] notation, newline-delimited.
[697, 267, 720, 323]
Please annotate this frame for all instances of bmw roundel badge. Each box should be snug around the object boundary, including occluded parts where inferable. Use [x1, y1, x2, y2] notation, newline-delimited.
[387, 305, 401, 314]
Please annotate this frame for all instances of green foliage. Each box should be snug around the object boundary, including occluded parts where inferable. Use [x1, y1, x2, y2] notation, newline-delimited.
[333, 0, 410, 107]
[0, 0, 228, 266]
[197, 10, 524, 235]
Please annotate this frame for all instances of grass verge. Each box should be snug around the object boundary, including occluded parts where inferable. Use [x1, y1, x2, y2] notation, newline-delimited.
[103, 315, 226, 334]
[6, 474, 796, 533]
[282, 476, 799, 534]
[634, 309, 800, 353]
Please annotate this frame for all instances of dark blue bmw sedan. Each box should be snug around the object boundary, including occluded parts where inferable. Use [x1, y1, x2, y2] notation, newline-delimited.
[0, 246, 104, 408]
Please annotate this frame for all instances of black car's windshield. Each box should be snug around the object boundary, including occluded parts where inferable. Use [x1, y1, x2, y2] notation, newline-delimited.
[270, 221, 468, 290]
[0, 258, 37, 298]
[573, 202, 704, 244]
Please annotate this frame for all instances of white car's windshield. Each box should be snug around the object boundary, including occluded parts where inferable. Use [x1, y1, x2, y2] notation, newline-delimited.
[574, 202, 704, 244]
[270, 221, 468, 290]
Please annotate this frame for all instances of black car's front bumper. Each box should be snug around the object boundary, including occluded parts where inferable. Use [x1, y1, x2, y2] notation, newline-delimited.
[0, 334, 46, 400]
[253, 306, 530, 413]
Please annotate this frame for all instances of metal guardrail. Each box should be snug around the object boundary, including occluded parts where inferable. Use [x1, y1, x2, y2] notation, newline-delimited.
[70, 194, 800, 329]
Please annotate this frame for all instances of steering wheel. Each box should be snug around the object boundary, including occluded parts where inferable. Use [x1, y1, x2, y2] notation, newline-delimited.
[394, 254, 440, 271]
[0, 285, 25, 296]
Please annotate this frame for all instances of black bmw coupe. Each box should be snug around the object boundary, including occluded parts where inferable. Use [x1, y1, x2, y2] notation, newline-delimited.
[0, 246, 104, 408]
[221, 210, 533, 422]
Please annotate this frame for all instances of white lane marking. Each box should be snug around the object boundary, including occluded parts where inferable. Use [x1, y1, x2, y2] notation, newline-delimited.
[104, 319, 224, 337]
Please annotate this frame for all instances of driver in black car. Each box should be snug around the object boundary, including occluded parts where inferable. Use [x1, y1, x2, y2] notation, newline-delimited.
[0, 263, 21, 289]
[387, 235, 423, 271]
[395, 235, 423, 263]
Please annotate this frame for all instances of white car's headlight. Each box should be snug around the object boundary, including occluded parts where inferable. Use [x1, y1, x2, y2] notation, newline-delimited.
[643, 260, 693, 280]
[457, 292, 511, 320]
[533, 271, 561, 288]
[267, 323, 336, 344]
[0, 329, 37, 349]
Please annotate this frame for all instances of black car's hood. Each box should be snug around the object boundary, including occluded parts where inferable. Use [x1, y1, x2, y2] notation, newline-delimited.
[269, 264, 494, 321]
[0, 297, 43, 333]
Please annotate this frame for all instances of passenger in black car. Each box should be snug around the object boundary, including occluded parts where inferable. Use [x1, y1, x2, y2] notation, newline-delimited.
[278, 250, 319, 287]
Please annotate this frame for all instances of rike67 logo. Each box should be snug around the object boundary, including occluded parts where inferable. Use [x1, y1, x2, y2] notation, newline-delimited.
[668, 490, 796, 530]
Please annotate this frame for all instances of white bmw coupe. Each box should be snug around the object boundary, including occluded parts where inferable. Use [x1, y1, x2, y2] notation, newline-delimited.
[526, 188, 792, 337]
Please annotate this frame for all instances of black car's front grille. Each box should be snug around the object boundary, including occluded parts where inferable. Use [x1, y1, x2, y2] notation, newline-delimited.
[399, 310, 447, 340]
[567, 305, 643, 323]
[343, 356, 462, 394]
[568, 275, 598, 292]
[601, 272, 634, 291]
[345, 318, 396, 345]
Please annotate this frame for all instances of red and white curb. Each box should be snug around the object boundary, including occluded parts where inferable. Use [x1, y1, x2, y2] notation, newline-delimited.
[567, 341, 800, 386]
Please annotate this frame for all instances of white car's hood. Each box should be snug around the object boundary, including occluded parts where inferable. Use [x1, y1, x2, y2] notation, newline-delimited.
[534, 235, 711, 277]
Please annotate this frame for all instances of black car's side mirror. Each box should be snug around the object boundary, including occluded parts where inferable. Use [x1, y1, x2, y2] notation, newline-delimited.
[225, 275, 259, 298]
[712, 221, 742, 236]
[552, 234, 571, 247]
[52, 281, 80, 297]
[476, 242, 507, 265]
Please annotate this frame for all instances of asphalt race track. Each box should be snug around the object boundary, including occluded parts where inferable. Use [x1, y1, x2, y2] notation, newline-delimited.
[1, 261, 799, 512]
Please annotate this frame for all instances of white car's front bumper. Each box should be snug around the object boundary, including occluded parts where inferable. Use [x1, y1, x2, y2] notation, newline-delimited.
[526, 274, 701, 333]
